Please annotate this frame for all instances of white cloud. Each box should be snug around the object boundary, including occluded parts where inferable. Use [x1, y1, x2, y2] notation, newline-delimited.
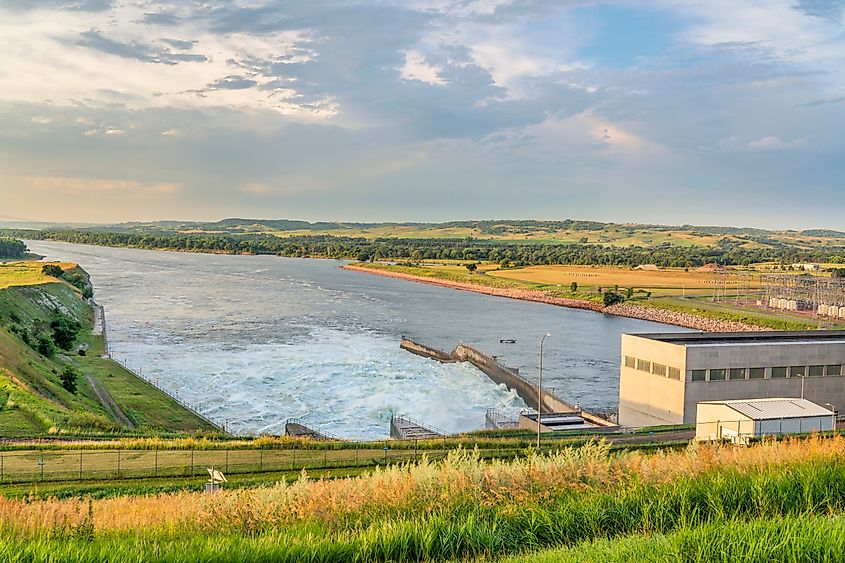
[104, 128, 125, 136]
[30, 116, 52, 124]
[161, 129, 181, 136]
[0, 2, 332, 120]
[399, 50, 446, 85]
[747, 135, 808, 150]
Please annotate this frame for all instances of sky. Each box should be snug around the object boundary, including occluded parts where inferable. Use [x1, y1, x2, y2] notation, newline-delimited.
[1, 0, 844, 229]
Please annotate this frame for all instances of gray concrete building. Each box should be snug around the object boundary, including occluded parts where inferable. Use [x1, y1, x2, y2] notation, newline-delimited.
[618, 331, 845, 427]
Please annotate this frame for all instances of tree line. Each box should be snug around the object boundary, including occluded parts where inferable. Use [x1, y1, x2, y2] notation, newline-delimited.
[4, 229, 845, 268]
[0, 237, 27, 258]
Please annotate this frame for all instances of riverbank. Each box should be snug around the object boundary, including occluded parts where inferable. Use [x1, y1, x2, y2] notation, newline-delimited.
[342, 264, 765, 332]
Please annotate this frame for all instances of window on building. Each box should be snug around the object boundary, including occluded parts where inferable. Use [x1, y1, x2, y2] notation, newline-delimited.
[809, 365, 825, 377]
[668, 367, 681, 380]
[652, 363, 667, 377]
[709, 368, 726, 381]
[827, 365, 842, 377]
[691, 369, 707, 382]
[624, 356, 636, 369]
[729, 368, 746, 380]
[772, 367, 787, 378]
[637, 359, 651, 373]
[790, 366, 806, 378]
[748, 367, 766, 379]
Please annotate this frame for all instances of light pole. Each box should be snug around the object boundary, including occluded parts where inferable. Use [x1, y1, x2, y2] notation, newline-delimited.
[537, 332, 551, 449]
[798, 374, 806, 400]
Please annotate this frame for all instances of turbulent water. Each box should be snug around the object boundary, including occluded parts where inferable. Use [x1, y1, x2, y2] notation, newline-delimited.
[27, 241, 681, 438]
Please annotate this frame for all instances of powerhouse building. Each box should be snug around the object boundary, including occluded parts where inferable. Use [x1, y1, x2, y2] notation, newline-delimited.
[618, 331, 845, 426]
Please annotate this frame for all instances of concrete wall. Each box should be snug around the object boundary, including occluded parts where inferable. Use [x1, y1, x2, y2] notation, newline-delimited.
[618, 334, 688, 426]
[400, 338, 457, 363]
[695, 403, 753, 441]
[620, 334, 845, 427]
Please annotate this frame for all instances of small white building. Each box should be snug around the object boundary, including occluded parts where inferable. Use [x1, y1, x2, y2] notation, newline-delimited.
[695, 398, 835, 444]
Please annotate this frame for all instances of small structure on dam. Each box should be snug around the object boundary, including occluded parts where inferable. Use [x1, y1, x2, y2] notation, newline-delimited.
[285, 419, 341, 440]
[401, 338, 617, 430]
[390, 414, 444, 440]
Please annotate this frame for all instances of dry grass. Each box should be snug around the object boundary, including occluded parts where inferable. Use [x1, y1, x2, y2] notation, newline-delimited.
[3, 435, 844, 539]
[0, 261, 76, 290]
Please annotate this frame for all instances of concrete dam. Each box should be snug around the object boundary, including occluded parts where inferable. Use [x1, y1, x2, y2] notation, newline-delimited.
[400, 338, 615, 428]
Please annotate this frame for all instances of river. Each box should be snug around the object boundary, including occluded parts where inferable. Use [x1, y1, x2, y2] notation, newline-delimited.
[27, 241, 682, 438]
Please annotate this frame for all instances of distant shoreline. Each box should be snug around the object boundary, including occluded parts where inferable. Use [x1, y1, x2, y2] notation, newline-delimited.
[341, 264, 765, 332]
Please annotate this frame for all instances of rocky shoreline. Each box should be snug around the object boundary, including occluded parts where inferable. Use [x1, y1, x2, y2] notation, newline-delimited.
[342, 264, 765, 332]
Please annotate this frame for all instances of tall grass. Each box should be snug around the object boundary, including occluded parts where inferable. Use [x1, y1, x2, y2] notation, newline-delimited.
[4, 436, 845, 561]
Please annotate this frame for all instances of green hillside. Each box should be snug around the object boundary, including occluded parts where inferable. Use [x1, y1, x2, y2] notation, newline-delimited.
[0, 262, 218, 437]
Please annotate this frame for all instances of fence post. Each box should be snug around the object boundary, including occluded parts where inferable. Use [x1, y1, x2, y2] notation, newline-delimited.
[355, 443, 359, 466]
[225, 449, 229, 473]
[414, 438, 418, 462]
[116, 450, 121, 479]
[79, 451, 83, 481]
[40, 451, 44, 481]
[191, 449, 195, 476]
[292, 445, 296, 470]
[259, 449, 263, 472]
[155, 448, 158, 477]
[1, 452, 4, 483]
[323, 448, 327, 468]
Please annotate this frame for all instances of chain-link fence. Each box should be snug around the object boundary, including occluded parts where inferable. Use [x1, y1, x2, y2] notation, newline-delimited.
[0, 442, 531, 484]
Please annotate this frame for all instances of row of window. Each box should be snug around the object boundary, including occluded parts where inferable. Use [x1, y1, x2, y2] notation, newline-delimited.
[691, 364, 843, 382]
[624, 356, 844, 382]
[624, 356, 682, 380]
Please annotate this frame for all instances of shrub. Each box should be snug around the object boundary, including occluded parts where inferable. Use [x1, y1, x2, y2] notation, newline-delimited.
[35, 333, 56, 357]
[41, 264, 64, 278]
[50, 314, 82, 351]
[603, 291, 625, 306]
[59, 366, 80, 394]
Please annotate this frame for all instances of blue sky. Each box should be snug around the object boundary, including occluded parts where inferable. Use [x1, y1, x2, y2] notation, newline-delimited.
[0, 0, 844, 229]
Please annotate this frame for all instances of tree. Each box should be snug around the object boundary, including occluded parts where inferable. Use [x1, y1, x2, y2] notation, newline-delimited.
[626, 287, 635, 299]
[60, 366, 80, 394]
[51, 314, 82, 351]
[35, 333, 56, 357]
[42, 264, 64, 278]
[465, 263, 478, 273]
[570, 281, 578, 292]
[603, 290, 625, 307]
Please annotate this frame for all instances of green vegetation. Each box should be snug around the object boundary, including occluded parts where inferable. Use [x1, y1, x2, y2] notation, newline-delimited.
[7, 219, 845, 267]
[0, 264, 218, 436]
[0, 237, 26, 259]
[3, 437, 845, 561]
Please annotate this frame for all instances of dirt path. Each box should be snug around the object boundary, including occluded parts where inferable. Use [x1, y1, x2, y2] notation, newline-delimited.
[85, 374, 135, 429]
[342, 264, 764, 332]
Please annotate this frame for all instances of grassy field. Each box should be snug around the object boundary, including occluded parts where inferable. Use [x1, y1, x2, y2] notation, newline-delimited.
[2, 436, 845, 561]
[0, 261, 77, 290]
[352, 261, 842, 329]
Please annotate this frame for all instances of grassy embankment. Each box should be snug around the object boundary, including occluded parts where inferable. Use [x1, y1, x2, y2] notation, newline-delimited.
[351, 262, 822, 330]
[3, 436, 845, 561]
[0, 261, 217, 437]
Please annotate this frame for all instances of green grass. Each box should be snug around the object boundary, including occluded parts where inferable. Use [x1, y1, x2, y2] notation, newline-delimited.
[6, 448, 845, 561]
[504, 515, 845, 563]
[0, 270, 219, 437]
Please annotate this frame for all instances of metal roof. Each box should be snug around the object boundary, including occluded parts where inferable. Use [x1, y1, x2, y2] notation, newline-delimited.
[700, 398, 835, 420]
[630, 331, 845, 346]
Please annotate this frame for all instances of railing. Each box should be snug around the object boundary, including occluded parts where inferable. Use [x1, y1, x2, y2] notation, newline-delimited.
[284, 418, 344, 441]
[391, 414, 448, 438]
[485, 408, 519, 429]
[110, 356, 226, 434]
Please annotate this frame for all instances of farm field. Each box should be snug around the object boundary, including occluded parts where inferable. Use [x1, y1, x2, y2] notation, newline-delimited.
[0, 261, 76, 290]
[3, 436, 845, 561]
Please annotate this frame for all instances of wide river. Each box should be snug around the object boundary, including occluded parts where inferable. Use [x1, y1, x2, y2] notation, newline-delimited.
[28, 241, 681, 438]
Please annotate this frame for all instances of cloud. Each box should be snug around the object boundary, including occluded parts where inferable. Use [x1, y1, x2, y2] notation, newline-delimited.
[399, 50, 446, 85]
[747, 135, 808, 150]
[31, 116, 53, 124]
[21, 175, 181, 194]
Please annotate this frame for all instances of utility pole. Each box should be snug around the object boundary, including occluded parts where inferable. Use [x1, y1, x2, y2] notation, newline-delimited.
[537, 332, 551, 450]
